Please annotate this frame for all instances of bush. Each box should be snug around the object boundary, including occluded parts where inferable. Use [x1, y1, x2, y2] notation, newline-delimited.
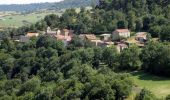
[135, 89, 157, 100]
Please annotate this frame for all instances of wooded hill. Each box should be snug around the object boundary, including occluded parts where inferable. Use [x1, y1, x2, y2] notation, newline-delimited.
[95, 0, 170, 37]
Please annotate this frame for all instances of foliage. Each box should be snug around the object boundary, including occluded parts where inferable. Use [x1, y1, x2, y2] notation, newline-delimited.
[141, 42, 170, 76]
[0, 36, 133, 99]
[1, 0, 170, 99]
[160, 25, 170, 41]
[135, 89, 157, 100]
[102, 46, 119, 69]
[166, 94, 170, 100]
[119, 45, 142, 70]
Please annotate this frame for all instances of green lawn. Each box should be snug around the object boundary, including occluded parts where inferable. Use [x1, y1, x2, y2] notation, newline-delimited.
[130, 71, 170, 98]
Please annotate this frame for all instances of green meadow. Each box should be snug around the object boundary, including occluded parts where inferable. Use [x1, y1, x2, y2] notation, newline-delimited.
[0, 11, 62, 28]
[0, 7, 91, 28]
[130, 71, 170, 98]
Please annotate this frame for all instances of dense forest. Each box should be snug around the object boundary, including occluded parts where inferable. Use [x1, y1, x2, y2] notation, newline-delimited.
[0, 0, 92, 12]
[0, 0, 170, 99]
[1, 35, 168, 100]
[0, 36, 134, 100]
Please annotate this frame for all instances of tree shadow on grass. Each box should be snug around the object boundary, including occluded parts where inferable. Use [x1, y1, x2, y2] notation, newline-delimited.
[130, 71, 170, 81]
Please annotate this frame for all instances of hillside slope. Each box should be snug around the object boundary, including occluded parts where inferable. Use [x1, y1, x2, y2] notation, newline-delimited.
[53, 0, 92, 9]
[0, 0, 93, 12]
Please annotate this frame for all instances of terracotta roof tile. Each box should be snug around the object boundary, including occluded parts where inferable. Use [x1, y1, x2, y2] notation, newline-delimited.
[136, 32, 147, 38]
[55, 35, 72, 42]
[26, 32, 39, 37]
[115, 29, 130, 33]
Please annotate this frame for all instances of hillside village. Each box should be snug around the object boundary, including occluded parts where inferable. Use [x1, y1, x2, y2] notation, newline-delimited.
[12, 27, 152, 52]
[0, 0, 170, 99]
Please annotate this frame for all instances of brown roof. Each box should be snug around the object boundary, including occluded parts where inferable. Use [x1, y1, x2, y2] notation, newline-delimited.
[126, 36, 139, 44]
[55, 35, 72, 42]
[63, 29, 69, 32]
[26, 32, 39, 37]
[136, 32, 147, 38]
[62, 29, 74, 36]
[115, 29, 130, 33]
[125, 37, 145, 47]
[85, 34, 97, 40]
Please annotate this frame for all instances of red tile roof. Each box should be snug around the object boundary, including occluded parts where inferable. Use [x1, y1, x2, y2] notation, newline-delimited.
[63, 29, 69, 32]
[26, 32, 39, 37]
[115, 29, 130, 33]
[55, 35, 72, 42]
[79, 34, 97, 40]
[136, 32, 147, 38]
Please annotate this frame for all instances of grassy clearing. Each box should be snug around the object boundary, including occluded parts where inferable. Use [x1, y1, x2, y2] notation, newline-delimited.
[0, 11, 62, 27]
[130, 71, 170, 98]
[0, 7, 92, 28]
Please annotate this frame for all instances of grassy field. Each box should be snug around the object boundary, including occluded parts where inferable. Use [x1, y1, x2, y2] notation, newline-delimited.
[0, 11, 62, 28]
[130, 71, 170, 98]
[0, 7, 92, 28]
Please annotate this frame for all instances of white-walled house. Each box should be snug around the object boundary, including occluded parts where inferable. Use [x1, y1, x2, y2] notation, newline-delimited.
[46, 27, 57, 36]
[112, 29, 130, 40]
[116, 43, 128, 52]
[100, 34, 111, 41]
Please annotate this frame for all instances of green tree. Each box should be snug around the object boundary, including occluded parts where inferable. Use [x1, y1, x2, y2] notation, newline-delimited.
[141, 42, 170, 76]
[135, 19, 143, 31]
[135, 89, 157, 100]
[149, 25, 161, 37]
[0, 38, 15, 52]
[119, 45, 142, 70]
[166, 94, 170, 100]
[0, 52, 14, 78]
[102, 47, 119, 69]
[18, 77, 41, 95]
[35, 87, 53, 100]
[160, 25, 170, 41]
[127, 11, 136, 30]
[92, 47, 103, 68]
[117, 20, 128, 29]
[44, 14, 60, 28]
[35, 20, 47, 31]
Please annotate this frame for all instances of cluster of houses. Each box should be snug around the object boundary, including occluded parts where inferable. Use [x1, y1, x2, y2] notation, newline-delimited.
[14, 27, 73, 45]
[13, 27, 149, 52]
[79, 29, 148, 52]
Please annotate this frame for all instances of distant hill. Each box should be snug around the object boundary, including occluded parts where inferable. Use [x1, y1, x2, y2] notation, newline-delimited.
[53, 0, 93, 9]
[0, 0, 93, 12]
[0, 3, 54, 12]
